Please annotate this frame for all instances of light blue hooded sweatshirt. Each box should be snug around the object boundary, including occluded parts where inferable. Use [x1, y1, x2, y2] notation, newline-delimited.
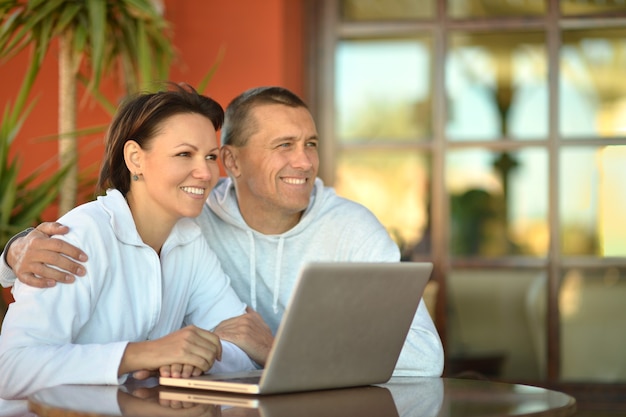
[197, 177, 444, 377]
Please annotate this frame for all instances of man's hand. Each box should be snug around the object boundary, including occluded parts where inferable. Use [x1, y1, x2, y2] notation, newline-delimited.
[7, 222, 87, 288]
[214, 307, 274, 366]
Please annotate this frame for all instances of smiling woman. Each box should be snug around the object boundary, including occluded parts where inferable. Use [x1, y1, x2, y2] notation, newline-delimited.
[121, 111, 220, 251]
[0, 84, 258, 400]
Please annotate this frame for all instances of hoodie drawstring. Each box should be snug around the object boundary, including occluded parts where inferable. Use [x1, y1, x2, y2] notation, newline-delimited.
[247, 231, 257, 310]
[273, 237, 285, 314]
[247, 230, 284, 315]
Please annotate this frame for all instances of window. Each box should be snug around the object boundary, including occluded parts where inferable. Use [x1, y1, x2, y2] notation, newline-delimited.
[310, 0, 626, 383]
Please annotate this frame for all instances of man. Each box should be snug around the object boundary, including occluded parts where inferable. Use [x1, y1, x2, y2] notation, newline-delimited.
[1, 86, 444, 376]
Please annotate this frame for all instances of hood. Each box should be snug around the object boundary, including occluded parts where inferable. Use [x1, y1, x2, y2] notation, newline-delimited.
[207, 177, 325, 236]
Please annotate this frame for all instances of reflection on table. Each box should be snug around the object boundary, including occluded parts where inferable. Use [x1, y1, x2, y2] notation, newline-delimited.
[1, 377, 576, 417]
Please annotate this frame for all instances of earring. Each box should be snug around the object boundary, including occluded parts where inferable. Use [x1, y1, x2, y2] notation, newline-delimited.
[132, 174, 139, 181]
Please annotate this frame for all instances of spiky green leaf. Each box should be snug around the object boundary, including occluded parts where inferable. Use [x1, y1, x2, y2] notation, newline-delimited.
[85, 0, 106, 90]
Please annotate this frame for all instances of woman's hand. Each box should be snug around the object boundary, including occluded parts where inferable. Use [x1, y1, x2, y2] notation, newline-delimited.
[120, 325, 222, 378]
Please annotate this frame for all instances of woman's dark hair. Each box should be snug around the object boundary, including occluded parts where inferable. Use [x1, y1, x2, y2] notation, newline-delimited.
[97, 83, 224, 195]
[221, 86, 308, 147]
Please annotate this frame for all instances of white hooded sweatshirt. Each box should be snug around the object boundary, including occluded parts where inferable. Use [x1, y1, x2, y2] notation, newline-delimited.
[197, 177, 444, 377]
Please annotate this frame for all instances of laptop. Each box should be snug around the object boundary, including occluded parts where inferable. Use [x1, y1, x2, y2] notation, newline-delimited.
[159, 262, 433, 395]
[158, 385, 398, 416]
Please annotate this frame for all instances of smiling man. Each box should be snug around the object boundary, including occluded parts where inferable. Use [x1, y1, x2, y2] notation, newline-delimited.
[194, 86, 443, 376]
[219, 97, 319, 234]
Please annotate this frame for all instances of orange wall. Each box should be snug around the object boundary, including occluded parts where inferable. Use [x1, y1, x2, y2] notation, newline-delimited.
[164, 0, 304, 107]
[0, 0, 305, 216]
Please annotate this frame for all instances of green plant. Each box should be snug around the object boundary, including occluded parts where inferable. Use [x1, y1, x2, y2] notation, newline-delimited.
[0, 62, 71, 251]
[0, 124, 72, 249]
[0, 0, 174, 215]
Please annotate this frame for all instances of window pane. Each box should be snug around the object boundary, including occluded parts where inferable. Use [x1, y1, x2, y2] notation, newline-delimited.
[560, 146, 626, 256]
[447, 269, 545, 380]
[335, 37, 432, 142]
[526, 268, 626, 383]
[334, 150, 432, 258]
[560, 28, 626, 138]
[446, 32, 548, 141]
[561, 0, 626, 16]
[448, 0, 546, 19]
[559, 267, 626, 382]
[341, 0, 434, 20]
[447, 149, 549, 257]
[523, 267, 626, 382]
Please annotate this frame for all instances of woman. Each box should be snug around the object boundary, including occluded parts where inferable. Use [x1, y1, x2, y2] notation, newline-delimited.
[0, 84, 256, 400]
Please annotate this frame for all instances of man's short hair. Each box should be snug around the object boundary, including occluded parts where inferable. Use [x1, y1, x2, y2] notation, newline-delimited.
[222, 86, 308, 147]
